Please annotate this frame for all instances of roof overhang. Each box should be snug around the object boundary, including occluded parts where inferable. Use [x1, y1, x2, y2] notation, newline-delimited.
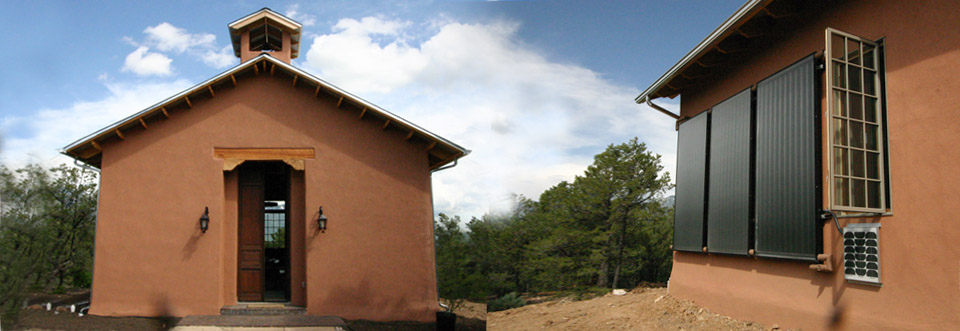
[635, 0, 823, 104]
[229, 8, 302, 59]
[61, 54, 470, 169]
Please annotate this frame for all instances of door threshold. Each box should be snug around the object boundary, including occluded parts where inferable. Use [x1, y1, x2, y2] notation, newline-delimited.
[221, 303, 305, 315]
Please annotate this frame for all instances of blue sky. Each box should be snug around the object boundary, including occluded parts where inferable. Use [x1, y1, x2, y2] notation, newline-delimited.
[0, 0, 743, 218]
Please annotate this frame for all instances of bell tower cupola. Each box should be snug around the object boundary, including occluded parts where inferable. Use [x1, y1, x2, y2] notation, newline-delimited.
[229, 8, 302, 64]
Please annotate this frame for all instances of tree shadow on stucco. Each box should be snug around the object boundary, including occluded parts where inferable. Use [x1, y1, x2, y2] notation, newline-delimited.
[152, 294, 180, 330]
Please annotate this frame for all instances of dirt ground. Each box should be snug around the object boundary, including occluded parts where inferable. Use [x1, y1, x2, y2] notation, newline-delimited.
[11, 288, 773, 331]
[11, 308, 174, 330]
[11, 304, 486, 331]
[488, 287, 770, 331]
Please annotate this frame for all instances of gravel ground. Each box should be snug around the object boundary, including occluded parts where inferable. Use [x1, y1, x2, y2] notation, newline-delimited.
[488, 287, 772, 331]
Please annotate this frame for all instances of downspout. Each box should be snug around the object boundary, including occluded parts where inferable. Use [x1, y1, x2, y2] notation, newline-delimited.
[72, 157, 100, 315]
[643, 96, 681, 120]
[429, 156, 463, 312]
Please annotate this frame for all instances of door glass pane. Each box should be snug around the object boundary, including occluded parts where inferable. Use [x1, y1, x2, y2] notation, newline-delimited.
[832, 34, 846, 60]
[851, 150, 865, 177]
[863, 44, 875, 69]
[867, 152, 880, 179]
[833, 89, 847, 116]
[848, 66, 862, 92]
[834, 119, 848, 146]
[865, 97, 878, 123]
[850, 121, 864, 148]
[847, 39, 861, 65]
[865, 124, 879, 151]
[852, 179, 866, 207]
[864, 70, 876, 96]
[833, 61, 846, 88]
[868, 181, 881, 209]
[849, 94, 863, 120]
[835, 147, 848, 175]
[835, 177, 849, 206]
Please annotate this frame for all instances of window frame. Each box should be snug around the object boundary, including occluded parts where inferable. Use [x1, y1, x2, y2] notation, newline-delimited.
[825, 28, 889, 214]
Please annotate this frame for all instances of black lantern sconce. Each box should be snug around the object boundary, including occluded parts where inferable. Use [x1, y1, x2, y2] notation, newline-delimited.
[317, 206, 328, 233]
[199, 207, 210, 233]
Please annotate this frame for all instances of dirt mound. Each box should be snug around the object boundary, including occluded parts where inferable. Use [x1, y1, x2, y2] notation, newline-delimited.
[488, 287, 767, 331]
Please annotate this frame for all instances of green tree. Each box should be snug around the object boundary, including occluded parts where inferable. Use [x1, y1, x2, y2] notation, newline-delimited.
[434, 214, 485, 312]
[0, 163, 98, 326]
[576, 138, 671, 288]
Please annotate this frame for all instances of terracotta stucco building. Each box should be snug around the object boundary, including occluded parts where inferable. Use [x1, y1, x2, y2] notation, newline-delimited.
[639, 0, 960, 329]
[63, 9, 467, 322]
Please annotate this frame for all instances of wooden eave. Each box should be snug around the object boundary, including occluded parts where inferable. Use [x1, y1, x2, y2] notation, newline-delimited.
[62, 54, 469, 170]
[635, 0, 827, 103]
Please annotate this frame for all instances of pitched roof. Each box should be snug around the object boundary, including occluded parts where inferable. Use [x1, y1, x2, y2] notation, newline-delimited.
[62, 54, 470, 169]
[634, 0, 828, 104]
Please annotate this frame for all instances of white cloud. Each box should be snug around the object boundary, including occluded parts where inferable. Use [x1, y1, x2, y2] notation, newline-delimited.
[201, 45, 238, 69]
[144, 22, 216, 54]
[304, 17, 423, 94]
[121, 22, 233, 71]
[1, 80, 193, 168]
[121, 46, 173, 76]
[285, 4, 317, 27]
[302, 17, 678, 219]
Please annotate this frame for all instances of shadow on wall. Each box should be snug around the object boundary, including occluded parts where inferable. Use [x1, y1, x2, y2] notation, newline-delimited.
[181, 226, 203, 261]
[152, 294, 180, 327]
[325, 278, 414, 320]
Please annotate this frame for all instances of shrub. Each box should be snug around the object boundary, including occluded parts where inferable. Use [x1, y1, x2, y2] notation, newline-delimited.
[487, 292, 525, 312]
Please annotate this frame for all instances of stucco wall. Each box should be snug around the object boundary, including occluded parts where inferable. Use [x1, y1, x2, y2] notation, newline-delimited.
[90, 71, 439, 321]
[672, 1, 960, 329]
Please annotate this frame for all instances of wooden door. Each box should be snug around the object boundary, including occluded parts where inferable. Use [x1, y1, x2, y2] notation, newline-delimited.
[238, 165, 265, 301]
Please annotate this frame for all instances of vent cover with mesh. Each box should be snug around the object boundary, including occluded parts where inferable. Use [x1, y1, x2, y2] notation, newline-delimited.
[843, 223, 881, 285]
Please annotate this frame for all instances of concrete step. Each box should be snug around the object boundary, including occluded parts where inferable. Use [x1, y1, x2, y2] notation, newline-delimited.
[173, 315, 346, 331]
[220, 303, 305, 315]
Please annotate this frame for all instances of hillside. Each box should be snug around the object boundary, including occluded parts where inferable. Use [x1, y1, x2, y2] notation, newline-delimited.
[488, 287, 771, 331]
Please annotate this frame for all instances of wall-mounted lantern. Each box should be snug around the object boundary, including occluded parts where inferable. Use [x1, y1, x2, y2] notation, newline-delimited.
[199, 207, 210, 233]
[317, 206, 328, 233]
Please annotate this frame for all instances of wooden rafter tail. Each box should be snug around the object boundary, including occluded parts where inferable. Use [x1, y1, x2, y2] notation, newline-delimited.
[230, 74, 237, 87]
[314, 85, 321, 97]
[160, 107, 170, 118]
[253, 62, 260, 75]
[292, 75, 298, 87]
[425, 141, 437, 151]
[184, 96, 193, 108]
[115, 129, 125, 140]
[358, 107, 367, 119]
[405, 131, 414, 141]
[336, 96, 344, 108]
[139, 118, 148, 129]
[382, 119, 391, 130]
[90, 141, 102, 151]
[208, 86, 215, 97]
[270, 63, 275, 76]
